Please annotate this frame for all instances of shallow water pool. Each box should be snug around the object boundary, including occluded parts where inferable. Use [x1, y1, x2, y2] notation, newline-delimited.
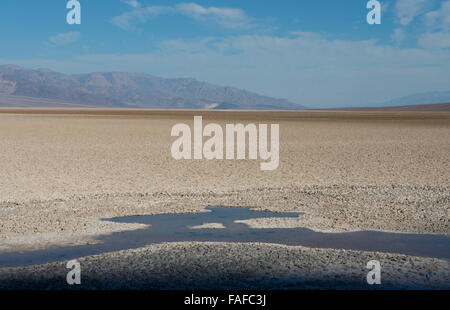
[0, 206, 448, 268]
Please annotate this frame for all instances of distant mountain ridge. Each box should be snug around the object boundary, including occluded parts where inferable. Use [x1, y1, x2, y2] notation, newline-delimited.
[380, 91, 450, 107]
[338, 102, 450, 111]
[0, 64, 305, 110]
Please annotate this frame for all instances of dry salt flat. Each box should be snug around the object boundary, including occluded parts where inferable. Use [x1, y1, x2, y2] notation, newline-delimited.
[0, 109, 448, 289]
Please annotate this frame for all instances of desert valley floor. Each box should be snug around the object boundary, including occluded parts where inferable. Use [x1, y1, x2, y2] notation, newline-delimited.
[0, 109, 448, 289]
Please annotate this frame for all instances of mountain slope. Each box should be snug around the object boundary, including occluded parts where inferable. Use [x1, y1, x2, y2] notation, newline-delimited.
[381, 91, 450, 107]
[338, 102, 450, 111]
[0, 65, 305, 110]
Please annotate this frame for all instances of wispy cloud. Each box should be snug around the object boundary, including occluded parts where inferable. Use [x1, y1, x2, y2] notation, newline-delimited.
[48, 32, 81, 46]
[6, 30, 450, 107]
[111, 6, 170, 31]
[175, 3, 250, 29]
[122, 0, 141, 9]
[111, 2, 252, 31]
[423, 0, 450, 30]
[391, 28, 406, 44]
[419, 31, 450, 48]
[392, 0, 450, 49]
[395, 0, 433, 26]
[420, 0, 450, 49]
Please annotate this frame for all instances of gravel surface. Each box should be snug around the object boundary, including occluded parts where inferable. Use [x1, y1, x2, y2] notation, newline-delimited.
[0, 242, 448, 290]
[0, 110, 448, 289]
[1, 185, 448, 252]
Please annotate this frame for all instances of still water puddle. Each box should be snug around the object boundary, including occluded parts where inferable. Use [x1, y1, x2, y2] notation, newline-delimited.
[0, 207, 449, 267]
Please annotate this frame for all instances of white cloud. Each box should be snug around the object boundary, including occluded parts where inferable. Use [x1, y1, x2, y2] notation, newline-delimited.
[423, 0, 450, 30]
[20, 32, 449, 108]
[48, 32, 81, 45]
[122, 0, 141, 9]
[175, 3, 249, 28]
[111, 6, 170, 31]
[111, 2, 251, 31]
[419, 31, 450, 48]
[8, 24, 450, 108]
[391, 28, 406, 44]
[395, 0, 433, 25]
[419, 1, 450, 49]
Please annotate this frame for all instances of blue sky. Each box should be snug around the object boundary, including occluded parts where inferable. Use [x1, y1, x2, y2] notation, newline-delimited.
[0, 0, 449, 107]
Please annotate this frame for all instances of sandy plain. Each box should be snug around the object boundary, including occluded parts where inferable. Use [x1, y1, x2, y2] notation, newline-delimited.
[0, 109, 448, 289]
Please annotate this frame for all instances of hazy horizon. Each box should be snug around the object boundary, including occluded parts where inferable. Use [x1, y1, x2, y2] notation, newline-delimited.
[0, 0, 449, 108]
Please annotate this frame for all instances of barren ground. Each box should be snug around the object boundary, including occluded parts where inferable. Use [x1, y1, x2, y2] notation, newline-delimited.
[0, 109, 448, 289]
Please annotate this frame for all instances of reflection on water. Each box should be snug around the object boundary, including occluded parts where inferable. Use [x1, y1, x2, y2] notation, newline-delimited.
[0, 207, 449, 268]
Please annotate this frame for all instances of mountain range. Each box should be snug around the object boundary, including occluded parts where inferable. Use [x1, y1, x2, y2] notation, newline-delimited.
[380, 91, 450, 107]
[1, 65, 448, 110]
[0, 65, 305, 110]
